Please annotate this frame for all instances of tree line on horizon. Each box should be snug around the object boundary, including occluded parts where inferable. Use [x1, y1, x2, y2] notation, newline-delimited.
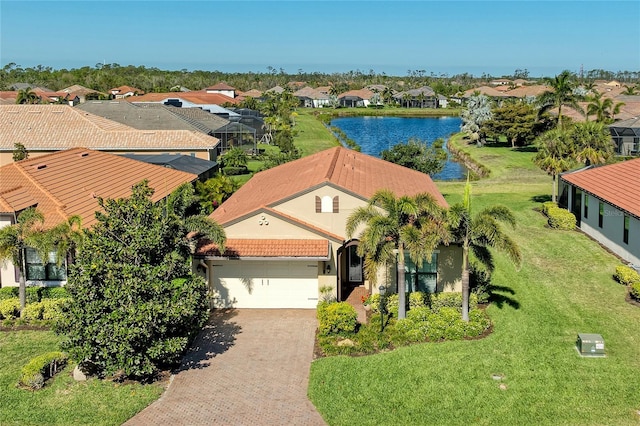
[1, 63, 639, 97]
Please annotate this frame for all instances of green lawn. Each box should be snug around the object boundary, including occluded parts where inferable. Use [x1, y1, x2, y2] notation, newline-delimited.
[294, 110, 340, 156]
[0, 331, 163, 426]
[308, 139, 640, 425]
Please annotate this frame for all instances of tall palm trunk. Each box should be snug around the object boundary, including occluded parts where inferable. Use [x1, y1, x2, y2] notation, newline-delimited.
[397, 242, 407, 319]
[461, 241, 470, 322]
[18, 250, 26, 312]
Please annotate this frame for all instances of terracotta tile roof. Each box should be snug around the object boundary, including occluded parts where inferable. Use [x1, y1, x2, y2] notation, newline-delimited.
[211, 147, 448, 225]
[110, 85, 144, 95]
[0, 148, 197, 227]
[238, 89, 263, 98]
[338, 88, 375, 100]
[205, 83, 235, 91]
[294, 86, 329, 99]
[196, 238, 330, 258]
[505, 84, 552, 97]
[462, 86, 507, 98]
[561, 158, 640, 218]
[0, 105, 217, 151]
[125, 91, 240, 105]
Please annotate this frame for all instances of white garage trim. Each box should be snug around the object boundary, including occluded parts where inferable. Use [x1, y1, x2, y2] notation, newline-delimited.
[212, 260, 320, 309]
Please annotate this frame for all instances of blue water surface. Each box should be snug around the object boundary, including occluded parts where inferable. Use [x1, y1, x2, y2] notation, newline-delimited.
[331, 116, 464, 180]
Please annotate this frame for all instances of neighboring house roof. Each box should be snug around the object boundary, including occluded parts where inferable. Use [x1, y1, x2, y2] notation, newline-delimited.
[10, 83, 53, 92]
[462, 86, 507, 98]
[265, 86, 285, 94]
[205, 83, 235, 91]
[125, 91, 240, 105]
[338, 88, 375, 100]
[505, 84, 551, 98]
[610, 116, 640, 130]
[121, 153, 217, 176]
[0, 105, 216, 152]
[110, 85, 144, 95]
[196, 238, 330, 258]
[161, 105, 231, 130]
[76, 101, 223, 137]
[211, 146, 448, 226]
[561, 158, 640, 219]
[294, 86, 329, 100]
[0, 148, 197, 227]
[238, 89, 263, 98]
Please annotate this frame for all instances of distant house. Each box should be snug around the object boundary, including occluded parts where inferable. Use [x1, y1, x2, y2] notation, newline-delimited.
[609, 117, 640, 156]
[490, 78, 512, 86]
[0, 105, 218, 166]
[393, 86, 438, 108]
[338, 89, 375, 107]
[195, 147, 462, 308]
[109, 85, 144, 99]
[0, 148, 198, 288]
[61, 84, 106, 103]
[559, 159, 640, 265]
[293, 86, 330, 108]
[205, 83, 236, 98]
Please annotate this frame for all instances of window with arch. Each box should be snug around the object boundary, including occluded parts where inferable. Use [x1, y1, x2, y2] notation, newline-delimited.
[316, 195, 339, 213]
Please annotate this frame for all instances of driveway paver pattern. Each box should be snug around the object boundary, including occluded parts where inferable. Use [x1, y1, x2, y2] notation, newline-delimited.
[124, 309, 325, 426]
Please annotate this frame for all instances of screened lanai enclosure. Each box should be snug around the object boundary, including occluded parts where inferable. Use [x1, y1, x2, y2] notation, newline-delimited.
[213, 122, 257, 155]
[610, 117, 640, 156]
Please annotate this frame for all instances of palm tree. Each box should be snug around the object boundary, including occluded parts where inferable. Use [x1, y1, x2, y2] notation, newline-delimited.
[165, 183, 226, 257]
[15, 88, 40, 104]
[0, 208, 49, 311]
[538, 71, 584, 129]
[448, 179, 522, 321]
[533, 129, 575, 202]
[345, 189, 449, 319]
[621, 85, 638, 96]
[571, 121, 614, 166]
[45, 215, 84, 265]
[586, 92, 624, 124]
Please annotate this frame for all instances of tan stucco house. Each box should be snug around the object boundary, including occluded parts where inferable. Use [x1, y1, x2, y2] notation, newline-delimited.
[195, 147, 462, 309]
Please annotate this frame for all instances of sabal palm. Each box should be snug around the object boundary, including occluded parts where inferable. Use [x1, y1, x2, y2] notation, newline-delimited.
[538, 71, 584, 129]
[0, 208, 49, 311]
[571, 121, 613, 166]
[533, 129, 575, 202]
[346, 189, 449, 319]
[448, 181, 522, 321]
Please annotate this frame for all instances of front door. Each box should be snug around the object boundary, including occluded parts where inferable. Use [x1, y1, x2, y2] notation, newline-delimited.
[338, 243, 363, 301]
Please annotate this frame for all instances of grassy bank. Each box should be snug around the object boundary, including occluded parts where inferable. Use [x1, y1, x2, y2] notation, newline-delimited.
[309, 140, 640, 425]
[320, 107, 461, 118]
[0, 331, 163, 426]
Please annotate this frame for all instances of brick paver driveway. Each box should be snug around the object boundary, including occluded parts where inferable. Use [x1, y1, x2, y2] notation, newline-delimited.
[125, 309, 325, 426]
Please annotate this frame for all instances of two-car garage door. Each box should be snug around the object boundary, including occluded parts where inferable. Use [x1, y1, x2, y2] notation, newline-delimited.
[212, 261, 320, 309]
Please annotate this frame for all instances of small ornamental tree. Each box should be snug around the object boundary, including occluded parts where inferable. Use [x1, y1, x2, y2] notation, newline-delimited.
[55, 181, 226, 380]
[381, 138, 447, 176]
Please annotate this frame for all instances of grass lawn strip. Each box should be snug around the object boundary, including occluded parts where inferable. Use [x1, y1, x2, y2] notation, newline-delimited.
[0, 331, 163, 426]
[308, 138, 640, 425]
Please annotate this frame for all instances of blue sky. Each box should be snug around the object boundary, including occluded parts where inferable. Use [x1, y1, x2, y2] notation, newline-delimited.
[1, 0, 639, 77]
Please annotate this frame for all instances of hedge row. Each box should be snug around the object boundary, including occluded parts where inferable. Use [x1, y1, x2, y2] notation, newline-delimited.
[542, 202, 576, 230]
[614, 265, 640, 286]
[19, 352, 68, 390]
[0, 286, 69, 301]
[367, 291, 479, 316]
[0, 298, 68, 321]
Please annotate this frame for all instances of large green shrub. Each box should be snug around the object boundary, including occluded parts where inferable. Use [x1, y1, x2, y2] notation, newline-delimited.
[55, 182, 217, 380]
[546, 206, 576, 230]
[317, 302, 357, 336]
[0, 298, 20, 319]
[0, 287, 19, 300]
[630, 282, 640, 301]
[40, 287, 69, 299]
[21, 299, 68, 321]
[614, 265, 640, 286]
[19, 352, 68, 390]
[541, 201, 556, 215]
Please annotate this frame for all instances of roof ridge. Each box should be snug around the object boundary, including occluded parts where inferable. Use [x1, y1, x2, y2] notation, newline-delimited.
[324, 147, 341, 180]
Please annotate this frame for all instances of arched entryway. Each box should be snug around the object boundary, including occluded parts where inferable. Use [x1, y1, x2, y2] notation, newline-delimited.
[336, 239, 364, 301]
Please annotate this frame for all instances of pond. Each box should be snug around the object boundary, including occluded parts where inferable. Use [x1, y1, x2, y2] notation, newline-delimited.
[330, 116, 465, 180]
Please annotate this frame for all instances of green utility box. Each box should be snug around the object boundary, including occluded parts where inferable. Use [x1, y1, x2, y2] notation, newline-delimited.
[576, 333, 605, 357]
